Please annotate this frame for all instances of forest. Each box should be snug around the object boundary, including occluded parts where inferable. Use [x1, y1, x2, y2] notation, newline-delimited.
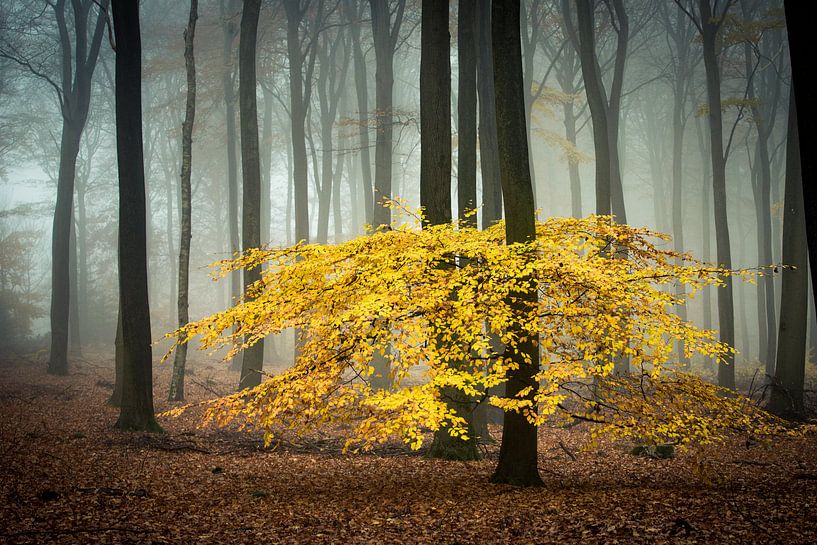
[1, 0, 816, 543]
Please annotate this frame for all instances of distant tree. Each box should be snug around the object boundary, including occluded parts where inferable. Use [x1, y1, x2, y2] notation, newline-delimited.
[220, 0, 242, 308]
[238, 0, 265, 390]
[169, 0, 198, 402]
[369, 0, 406, 230]
[0, 0, 108, 375]
[490, 0, 542, 487]
[112, 0, 159, 432]
[675, 0, 738, 389]
[476, 0, 502, 228]
[457, 0, 477, 227]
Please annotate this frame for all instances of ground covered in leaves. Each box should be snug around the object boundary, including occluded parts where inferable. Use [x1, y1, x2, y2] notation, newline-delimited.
[2, 353, 817, 544]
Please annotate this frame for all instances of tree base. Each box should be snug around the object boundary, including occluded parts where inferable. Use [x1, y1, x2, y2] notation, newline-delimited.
[426, 431, 481, 461]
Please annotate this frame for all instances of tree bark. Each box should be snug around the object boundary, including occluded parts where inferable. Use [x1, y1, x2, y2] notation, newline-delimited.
[699, 0, 736, 389]
[169, 0, 198, 402]
[477, 0, 502, 228]
[489, 0, 542, 487]
[769, 90, 808, 417]
[457, 0, 477, 227]
[783, 0, 817, 305]
[112, 0, 160, 432]
[238, 0, 264, 391]
[48, 0, 107, 375]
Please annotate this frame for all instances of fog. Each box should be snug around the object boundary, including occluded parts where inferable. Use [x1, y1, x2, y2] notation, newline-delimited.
[0, 0, 811, 380]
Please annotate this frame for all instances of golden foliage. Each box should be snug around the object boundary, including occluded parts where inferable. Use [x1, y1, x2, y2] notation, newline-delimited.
[166, 205, 786, 451]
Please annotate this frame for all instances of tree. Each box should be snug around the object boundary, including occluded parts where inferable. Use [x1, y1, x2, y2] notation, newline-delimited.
[489, 0, 542, 487]
[112, 0, 160, 432]
[782, 0, 817, 309]
[457, 0, 477, 227]
[370, 0, 406, 230]
[676, 0, 737, 389]
[221, 0, 242, 308]
[769, 90, 808, 417]
[169, 214, 780, 475]
[169, 0, 198, 402]
[0, 0, 108, 375]
[476, 0, 502, 229]
[238, 0, 264, 390]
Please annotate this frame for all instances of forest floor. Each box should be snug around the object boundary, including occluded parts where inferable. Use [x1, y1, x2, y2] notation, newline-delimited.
[1, 353, 817, 545]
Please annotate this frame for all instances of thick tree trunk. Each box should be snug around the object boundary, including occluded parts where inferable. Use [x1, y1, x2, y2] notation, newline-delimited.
[783, 0, 817, 305]
[489, 0, 542, 487]
[112, 0, 160, 432]
[699, 0, 736, 389]
[769, 91, 808, 417]
[238, 0, 264, 391]
[170, 0, 197, 402]
[419, 0, 477, 462]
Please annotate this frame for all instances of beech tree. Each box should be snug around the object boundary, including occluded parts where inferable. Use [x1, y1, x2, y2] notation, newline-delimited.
[169, 0, 198, 402]
[112, 0, 159, 432]
[0, 0, 108, 375]
[238, 0, 265, 390]
[489, 0, 541, 487]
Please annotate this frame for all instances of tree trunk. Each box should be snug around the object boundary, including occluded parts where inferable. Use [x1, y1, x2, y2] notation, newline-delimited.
[347, 0, 374, 227]
[699, 0, 736, 389]
[489, 0, 542, 487]
[49, 122, 81, 375]
[575, 0, 610, 218]
[221, 0, 241, 309]
[457, 0, 477, 227]
[112, 0, 160, 432]
[238, 0, 264, 391]
[69, 212, 81, 356]
[477, 0, 502, 228]
[285, 0, 310, 245]
[170, 0, 197, 402]
[769, 90, 808, 417]
[783, 0, 817, 306]
[109, 306, 124, 406]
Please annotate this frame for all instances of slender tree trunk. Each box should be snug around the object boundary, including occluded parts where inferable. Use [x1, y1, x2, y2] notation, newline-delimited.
[563, 99, 582, 218]
[170, 0, 197, 402]
[69, 213, 81, 356]
[457, 0, 477, 226]
[222, 0, 241, 306]
[260, 88, 273, 247]
[769, 91, 808, 417]
[700, 0, 736, 389]
[112, 0, 159, 432]
[370, 0, 400, 230]
[575, 0, 610, 218]
[490, 0, 542, 487]
[285, 0, 310, 245]
[671, 81, 688, 365]
[347, 0, 374, 226]
[477, 0, 502, 228]
[49, 123, 81, 375]
[238, 0, 264, 391]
